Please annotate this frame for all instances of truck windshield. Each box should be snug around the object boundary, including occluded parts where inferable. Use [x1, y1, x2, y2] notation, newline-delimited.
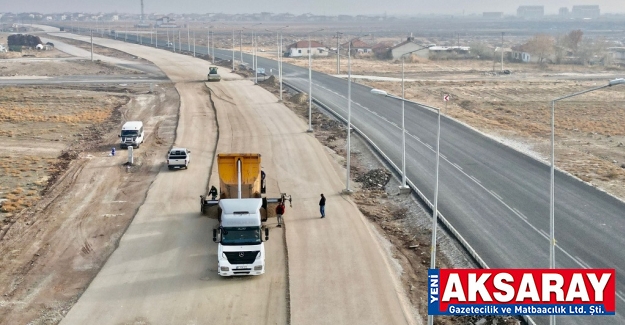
[221, 227, 261, 245]
[121, 130, 139, 137]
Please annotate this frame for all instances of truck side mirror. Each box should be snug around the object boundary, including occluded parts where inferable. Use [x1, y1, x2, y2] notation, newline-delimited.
[265, 228, 269, 241]
[212, 228, 217, 242]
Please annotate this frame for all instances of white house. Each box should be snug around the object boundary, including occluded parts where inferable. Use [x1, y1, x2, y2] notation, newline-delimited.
[286, 40, 328, 57]
[510, 45, 532, 63]
[608, 47, 625, 66]
[390, 36, 429, 59]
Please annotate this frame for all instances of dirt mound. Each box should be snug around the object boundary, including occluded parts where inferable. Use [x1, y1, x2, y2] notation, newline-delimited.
[290, 93, 308, 104]
[260, 75, 278, 87]
[356, 168, 391, 189]
[8, 34, 42, 47]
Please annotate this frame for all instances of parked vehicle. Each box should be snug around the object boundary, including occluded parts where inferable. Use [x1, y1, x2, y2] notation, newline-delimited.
[119, 121, 145, 149]
[167, 148, 190, 170]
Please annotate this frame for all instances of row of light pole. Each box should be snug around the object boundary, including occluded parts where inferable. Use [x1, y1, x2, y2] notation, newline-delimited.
[83, 25, 625, 325]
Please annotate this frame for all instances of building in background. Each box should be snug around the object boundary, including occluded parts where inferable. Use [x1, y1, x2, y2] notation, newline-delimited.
[286, 41, 328, 57]
[517, 6, 544, 18]
[572, 5, 600, 19]
[483, 12, 504, 19]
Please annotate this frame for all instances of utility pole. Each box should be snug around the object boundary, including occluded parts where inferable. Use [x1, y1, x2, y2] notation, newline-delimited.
[90, 29, 93, 61]
[187, 25, 190, 51]
[193, 31, 196, 57]
[178, 29, 181, 51]
[336, 32, 342, 74]
[501, 32, 504, 71]
[239, 30, 243, 64]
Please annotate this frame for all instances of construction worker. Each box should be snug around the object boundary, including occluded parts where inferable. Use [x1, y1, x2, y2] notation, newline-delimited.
[275, 200, 286, 227]
[209, 185, 218, 200]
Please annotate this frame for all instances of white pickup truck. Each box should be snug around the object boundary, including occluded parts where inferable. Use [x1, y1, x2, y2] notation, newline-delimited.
[167, 148, 190, 170]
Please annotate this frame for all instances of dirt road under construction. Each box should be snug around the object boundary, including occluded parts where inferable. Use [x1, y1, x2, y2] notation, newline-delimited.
[45, 31, 416, 324]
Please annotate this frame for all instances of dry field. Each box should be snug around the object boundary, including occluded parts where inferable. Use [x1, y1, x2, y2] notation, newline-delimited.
[0, 86, 129, 224]
[278, 55, 625, 201]
[0, 60, 139, 77]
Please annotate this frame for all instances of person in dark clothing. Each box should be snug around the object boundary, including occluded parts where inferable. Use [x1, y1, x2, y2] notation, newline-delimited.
[209, 186, 218, 200]
[319, 193, 326, 218]
[261, 169, 266, 193]
[275, 201, 286, 227]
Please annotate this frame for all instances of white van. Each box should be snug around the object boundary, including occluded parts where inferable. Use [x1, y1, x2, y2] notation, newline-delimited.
[119, 121, 145, 149]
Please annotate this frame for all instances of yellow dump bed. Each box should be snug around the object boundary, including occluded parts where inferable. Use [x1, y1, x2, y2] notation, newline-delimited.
[217, 153, 262, 199]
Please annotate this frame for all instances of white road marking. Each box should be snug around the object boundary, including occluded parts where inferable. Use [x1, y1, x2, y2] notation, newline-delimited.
[617, 291, 625, 304]
[490, 191, 503, 201]
[312, 83, 596, 272]
[512, 208, 527, 220]
[440, 154, 447, 160]
[574, 256, 590, 269]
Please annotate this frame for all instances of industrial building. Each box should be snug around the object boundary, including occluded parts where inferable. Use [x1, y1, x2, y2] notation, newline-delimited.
[517, 6, 544, 18]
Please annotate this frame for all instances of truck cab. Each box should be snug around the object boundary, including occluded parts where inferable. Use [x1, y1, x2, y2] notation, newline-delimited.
[213, 198, 269, 276]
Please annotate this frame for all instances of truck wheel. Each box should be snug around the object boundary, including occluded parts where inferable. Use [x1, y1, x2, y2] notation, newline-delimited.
[136, 143, 140, 149]
[217, 207, 222, 222]
[168, 166, 173, 170]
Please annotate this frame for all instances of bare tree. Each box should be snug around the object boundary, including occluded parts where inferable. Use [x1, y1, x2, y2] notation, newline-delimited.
[565, 29, 584, 53]
[524, 34, 555, 64]
[578, 37, 610, 65]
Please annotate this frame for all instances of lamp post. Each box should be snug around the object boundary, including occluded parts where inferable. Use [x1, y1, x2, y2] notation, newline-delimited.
[243, 23, 262, 83]
[342, 41, 353, 193]
[266, 26, 288, 101]
[232, 29, 236, 71]
[207, 25, 213, 61]
[307, 28, 324, 132]
[335, 31, 343, 74]
[547, 78, 625, 325]
[371, 87, 441, 325]
[395, 45, 432, 192]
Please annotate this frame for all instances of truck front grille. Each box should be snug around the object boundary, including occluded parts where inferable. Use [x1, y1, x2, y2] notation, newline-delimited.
[224, 251, 259, 264]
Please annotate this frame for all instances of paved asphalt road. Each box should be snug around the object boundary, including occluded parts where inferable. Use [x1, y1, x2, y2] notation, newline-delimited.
[44, 27, 625, 324]
[196, 37, 625, 324]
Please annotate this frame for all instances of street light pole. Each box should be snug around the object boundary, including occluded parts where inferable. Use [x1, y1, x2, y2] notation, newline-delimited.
[397, 45, 432, 192]
[232, 29, 235, 71]
[267, 26, 288, 101]
[307, 28, 324, 132]
[371, 87, 441, 325]
[345, 41, 352, 193]
[548, 78, 625, 325]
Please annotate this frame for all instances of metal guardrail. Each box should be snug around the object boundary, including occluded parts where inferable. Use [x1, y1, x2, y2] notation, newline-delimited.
[282, 80, 537, 325]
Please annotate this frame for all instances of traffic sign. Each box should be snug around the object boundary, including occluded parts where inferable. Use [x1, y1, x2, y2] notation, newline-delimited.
[443, 94, 450, 102]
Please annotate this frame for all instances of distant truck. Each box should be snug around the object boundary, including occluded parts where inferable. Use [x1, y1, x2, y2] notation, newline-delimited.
[167, 147, 190, 170]
[207, 66, 221, 82]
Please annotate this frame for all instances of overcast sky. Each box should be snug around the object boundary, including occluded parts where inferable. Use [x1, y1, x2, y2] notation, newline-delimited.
[3, 0, 623, 16]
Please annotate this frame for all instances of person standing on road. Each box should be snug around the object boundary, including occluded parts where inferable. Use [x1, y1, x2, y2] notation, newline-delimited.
[209, 185, 218, 200]
[275, 201, 285, 227]
[319, 193, 326, 218]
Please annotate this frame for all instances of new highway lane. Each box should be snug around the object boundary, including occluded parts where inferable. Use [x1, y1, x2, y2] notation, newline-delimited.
[208, 43, 625, 324]
[58, 30, 625, 324]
